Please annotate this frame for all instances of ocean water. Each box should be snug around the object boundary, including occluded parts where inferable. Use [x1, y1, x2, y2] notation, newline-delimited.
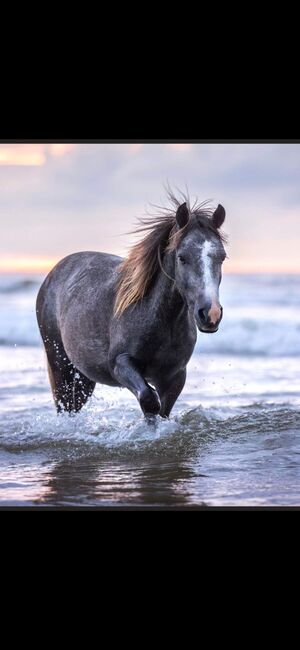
[0, 272, 300, 507]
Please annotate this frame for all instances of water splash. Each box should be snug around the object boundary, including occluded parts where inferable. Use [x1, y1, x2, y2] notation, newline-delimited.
[1, 396, 299, 458]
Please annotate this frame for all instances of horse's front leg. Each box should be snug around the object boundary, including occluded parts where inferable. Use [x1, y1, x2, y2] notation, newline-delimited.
[111, 353, 161, 417]
[157, 368, 187, 418]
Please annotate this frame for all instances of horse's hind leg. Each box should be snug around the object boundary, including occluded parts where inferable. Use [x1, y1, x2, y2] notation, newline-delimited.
[46, 342, 96, 413]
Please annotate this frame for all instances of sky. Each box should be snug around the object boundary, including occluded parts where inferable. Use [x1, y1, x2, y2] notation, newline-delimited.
[0, 142, 300, 273]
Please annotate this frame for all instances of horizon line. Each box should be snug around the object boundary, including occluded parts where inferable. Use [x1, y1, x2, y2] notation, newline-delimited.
[1, 263, 300, 275]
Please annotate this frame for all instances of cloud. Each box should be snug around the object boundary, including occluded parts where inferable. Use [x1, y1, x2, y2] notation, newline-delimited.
[0, 145, 46, 166]
[0, 143, 75, 166]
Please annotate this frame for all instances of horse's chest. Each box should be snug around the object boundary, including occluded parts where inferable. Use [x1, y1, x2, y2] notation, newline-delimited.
[143, 327, 196, 376]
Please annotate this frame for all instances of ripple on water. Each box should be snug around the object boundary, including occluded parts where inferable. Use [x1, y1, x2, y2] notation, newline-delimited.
[0, 398, 299, 462]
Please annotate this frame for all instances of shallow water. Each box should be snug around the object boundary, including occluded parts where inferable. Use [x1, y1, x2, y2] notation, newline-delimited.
[0, 273, 300, 507]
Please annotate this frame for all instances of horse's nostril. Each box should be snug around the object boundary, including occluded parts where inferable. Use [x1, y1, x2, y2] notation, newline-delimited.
[199, 308, 208, 323]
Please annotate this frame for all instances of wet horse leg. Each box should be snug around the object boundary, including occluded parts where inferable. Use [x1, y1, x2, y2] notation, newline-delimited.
[157, 369, 187, 418]
[112, 353, 161, 416]
[46, 340, 96, 413]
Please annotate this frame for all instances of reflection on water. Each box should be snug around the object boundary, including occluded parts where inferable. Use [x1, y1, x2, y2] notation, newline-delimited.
[36, 457, 199, 507]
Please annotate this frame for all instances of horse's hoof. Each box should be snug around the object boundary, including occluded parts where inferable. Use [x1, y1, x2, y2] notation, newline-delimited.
[139, 386, 161, 416]
[145, 414, 158, 426]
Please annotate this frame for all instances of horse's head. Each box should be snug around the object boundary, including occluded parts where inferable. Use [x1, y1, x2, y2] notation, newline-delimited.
[174, 202, 226, 333]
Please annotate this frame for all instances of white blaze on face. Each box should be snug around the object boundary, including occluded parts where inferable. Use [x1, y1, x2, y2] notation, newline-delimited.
[201, 240, 221, 325]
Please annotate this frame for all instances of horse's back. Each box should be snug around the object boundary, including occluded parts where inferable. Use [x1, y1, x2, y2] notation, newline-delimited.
[39, 249, 120, 293]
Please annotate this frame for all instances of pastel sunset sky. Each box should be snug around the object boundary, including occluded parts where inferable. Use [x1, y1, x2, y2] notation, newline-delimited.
[0, 142, 299, 273]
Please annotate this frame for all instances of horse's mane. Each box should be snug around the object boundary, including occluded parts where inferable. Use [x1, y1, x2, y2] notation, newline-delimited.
[114, 190, 226, 316]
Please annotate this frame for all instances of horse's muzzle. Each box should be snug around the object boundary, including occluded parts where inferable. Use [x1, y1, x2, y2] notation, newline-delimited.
[196, 304, 223, 333]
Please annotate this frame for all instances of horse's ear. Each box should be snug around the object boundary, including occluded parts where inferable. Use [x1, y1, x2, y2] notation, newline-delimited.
[176, 202, 189, 229]
[212, 204, 226, 229]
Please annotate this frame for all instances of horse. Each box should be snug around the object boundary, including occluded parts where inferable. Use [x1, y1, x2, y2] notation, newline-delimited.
[36, 192, 227, 419]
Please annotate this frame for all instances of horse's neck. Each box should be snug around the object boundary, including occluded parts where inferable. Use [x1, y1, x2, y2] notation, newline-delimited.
[151, 252, 186, 320]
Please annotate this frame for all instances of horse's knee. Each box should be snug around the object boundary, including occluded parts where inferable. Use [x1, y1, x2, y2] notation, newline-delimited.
[111, 352, 161, 415]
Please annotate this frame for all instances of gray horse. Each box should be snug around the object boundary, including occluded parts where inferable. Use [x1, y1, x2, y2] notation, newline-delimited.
[36, 193, 226, 418]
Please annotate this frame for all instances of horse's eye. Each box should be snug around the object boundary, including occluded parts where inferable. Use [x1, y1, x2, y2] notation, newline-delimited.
[178, 255, 187, 265]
